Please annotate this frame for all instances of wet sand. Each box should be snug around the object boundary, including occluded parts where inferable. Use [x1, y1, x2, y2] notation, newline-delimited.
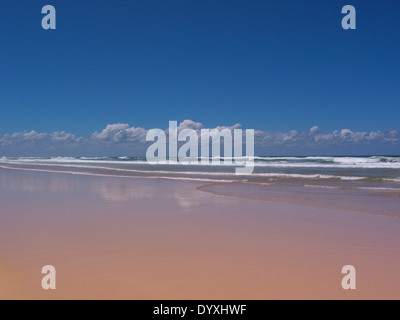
[0, 167, 400, 299]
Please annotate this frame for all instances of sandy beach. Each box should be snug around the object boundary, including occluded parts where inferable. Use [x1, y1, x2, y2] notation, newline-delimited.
[0, 166, 400, 300]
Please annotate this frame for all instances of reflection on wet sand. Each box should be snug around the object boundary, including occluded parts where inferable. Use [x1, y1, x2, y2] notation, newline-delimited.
[0, 169, 75, 193]
[0, 167, 232, 210]
[0, 167, 400, 299]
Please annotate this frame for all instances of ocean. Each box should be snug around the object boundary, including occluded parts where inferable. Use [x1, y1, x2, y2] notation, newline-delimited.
[0, 156, 399, 184]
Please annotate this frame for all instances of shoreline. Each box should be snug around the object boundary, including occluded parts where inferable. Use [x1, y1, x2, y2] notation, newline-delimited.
[1, 157, 400, 183]
[2, 164, 400, 219]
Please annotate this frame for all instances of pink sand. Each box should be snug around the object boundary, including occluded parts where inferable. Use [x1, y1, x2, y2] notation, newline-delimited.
[0, 167, 399, 299]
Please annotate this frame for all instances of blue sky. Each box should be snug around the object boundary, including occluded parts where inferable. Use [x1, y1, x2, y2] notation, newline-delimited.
[0, 0, 399, 155]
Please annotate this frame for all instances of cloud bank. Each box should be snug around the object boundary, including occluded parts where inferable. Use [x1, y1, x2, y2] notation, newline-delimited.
[254, 126, 400, 147]
[0, 121, 399, 156]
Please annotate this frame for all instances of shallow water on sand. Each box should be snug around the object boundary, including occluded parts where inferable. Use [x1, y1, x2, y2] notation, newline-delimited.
[0, 167, 399, 299]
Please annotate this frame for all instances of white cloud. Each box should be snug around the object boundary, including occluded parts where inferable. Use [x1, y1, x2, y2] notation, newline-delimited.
[0, 121, 399, 156]
[310, 126, 319, 135]
[254, 127, 400, 147]
[177, 119, 203, 130]
[0, 130, 77, 146]
[91, 123, 147, 143]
